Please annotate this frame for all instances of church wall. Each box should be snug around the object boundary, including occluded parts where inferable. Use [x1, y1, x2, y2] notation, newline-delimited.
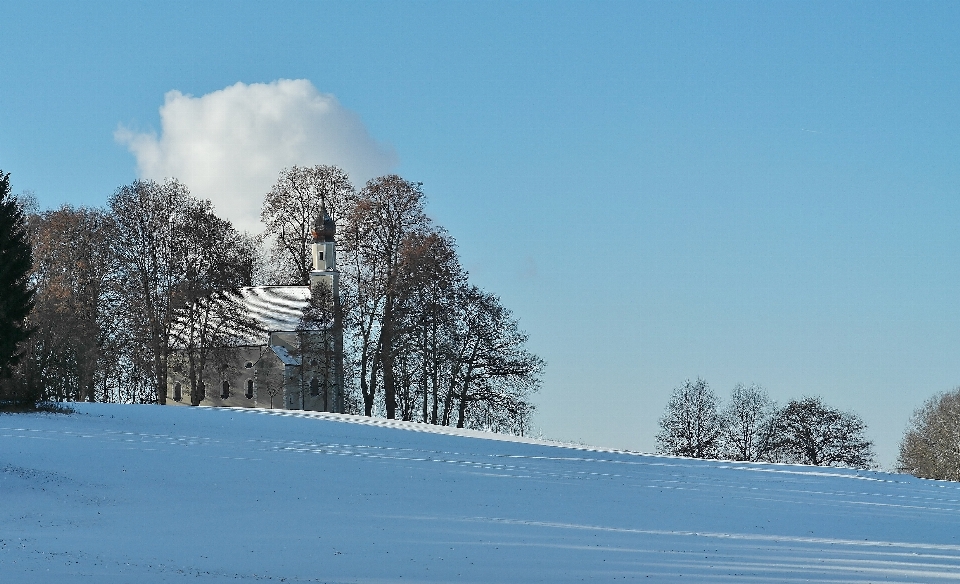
[285, 366, 336, 412]
[298, 330, 336, 412]
[164, 337, 339, 412]
[166, 345, 271, 408]
[276, 362, 334, 412]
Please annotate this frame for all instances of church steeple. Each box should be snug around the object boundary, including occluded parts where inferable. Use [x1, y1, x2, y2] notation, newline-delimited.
[306, 203, 345, 415]
[312, 203, 336, 243]
[310, 204, 337, 275]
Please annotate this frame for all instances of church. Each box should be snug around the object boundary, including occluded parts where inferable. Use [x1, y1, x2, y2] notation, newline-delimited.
[165, 209, 345, 413]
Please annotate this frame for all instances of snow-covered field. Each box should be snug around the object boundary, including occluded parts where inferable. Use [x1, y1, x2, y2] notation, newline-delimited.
[3, 404, 960, 583]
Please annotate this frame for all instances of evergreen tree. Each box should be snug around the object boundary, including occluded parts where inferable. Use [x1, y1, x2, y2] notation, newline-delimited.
[0, 170, 35, 389]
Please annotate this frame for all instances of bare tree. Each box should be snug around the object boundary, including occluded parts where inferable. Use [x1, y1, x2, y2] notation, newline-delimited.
[18, 206, 118, 403]
[295, 281, 339, 411]
[657, 378, 723, 459]
[392, 229, 465, 424]
[766, 397, 874, 468]
[259, 170, 544, 432]
[256, 352, 284, 409]
[345, 226, 542, 434]
[898, 388, 960, 481]
[110, 179, 195, 404]
[171, 200, 259, 405]
[442, 286, 542, 432]
[260, 165, 355, 285]
[342, 175, 429, 419]
[339, 239, 384, 417]
[721, 383, 776, 462]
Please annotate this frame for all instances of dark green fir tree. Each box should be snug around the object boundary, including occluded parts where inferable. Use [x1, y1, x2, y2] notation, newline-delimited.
[0, 170, 35, 396]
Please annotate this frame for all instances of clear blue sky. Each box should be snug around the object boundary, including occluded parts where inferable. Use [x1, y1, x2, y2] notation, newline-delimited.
[4, 1, 960, 467]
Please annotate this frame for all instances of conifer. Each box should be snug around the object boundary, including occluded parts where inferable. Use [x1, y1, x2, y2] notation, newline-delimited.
[0, 170, 35, 380]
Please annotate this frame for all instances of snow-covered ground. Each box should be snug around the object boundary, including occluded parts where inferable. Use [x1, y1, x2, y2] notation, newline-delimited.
[3, 404, 960, 583]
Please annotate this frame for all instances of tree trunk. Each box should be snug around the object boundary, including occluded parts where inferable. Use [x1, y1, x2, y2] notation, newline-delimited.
[430, 332, 440, 424]
[382, 297, 396, 419]
[333, 296, 345, 414]
[189, 357, 200, 406]
[456, 371, 473, 429]
[421, 327, 429, 423]
[154, 350, 167, 405]
[441, 372, 457, 427]
[363, 352, 380, 417]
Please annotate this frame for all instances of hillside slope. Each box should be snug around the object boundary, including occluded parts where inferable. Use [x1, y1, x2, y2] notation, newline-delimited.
[3, 403, 960, 583]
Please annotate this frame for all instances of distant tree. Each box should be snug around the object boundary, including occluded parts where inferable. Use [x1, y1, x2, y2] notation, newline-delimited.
[657, 378, 723, 459]
[898, 388, 960, 481]
[721, 383, 776, 462]
[260, 165, 355, 285]
[0, 170, 36, 405]
[766, 397, 874, 468]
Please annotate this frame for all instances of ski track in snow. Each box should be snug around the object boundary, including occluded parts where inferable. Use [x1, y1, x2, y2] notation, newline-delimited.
[2, 403, 960, 582]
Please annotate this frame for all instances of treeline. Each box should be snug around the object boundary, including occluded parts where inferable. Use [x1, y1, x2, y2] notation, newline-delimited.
[0, 166, 542, 435]
[6, 180, 257, 408]
[658, 378, 960, 480]
[656, 378, 875, 469]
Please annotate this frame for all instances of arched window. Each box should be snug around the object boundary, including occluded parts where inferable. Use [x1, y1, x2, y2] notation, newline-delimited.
[221, 380, 230, 399]
[309, 377, 320, 397]
[245, 379, 254, 399]
[174, 382, 182, 402]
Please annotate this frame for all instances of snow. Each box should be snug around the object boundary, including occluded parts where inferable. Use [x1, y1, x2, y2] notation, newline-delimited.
[270, 344, 301, 366]
[239, 286, 312, 344]
[3, 403, 960, 582]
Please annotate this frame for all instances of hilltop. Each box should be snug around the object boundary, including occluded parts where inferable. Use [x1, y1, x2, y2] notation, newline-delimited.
[3, 403, 960, 582]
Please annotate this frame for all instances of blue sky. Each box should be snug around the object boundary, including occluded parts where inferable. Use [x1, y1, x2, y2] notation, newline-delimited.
[4, 1, 960, 467]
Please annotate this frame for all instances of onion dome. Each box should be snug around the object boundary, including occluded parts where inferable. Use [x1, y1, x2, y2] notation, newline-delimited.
[311, 206, 336, 243]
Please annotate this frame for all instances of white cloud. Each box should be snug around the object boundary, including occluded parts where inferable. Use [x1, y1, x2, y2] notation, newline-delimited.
[116, 79, 396, 234]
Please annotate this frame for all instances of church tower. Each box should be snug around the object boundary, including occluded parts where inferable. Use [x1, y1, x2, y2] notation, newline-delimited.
[309, 206, 338, 293]
[307, 205, 345, 413]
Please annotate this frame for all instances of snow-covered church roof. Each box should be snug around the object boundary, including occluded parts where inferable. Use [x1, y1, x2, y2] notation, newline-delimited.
[270, 344, 302, 366]
[171, 286, 313, 348]
[242, 286, 312, 336]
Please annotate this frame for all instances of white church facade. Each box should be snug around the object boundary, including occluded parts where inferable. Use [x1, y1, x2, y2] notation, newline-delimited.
[165, 209, 345, 413]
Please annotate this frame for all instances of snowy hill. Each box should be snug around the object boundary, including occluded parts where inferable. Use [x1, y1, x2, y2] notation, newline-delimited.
[3, 404, 960, 583]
